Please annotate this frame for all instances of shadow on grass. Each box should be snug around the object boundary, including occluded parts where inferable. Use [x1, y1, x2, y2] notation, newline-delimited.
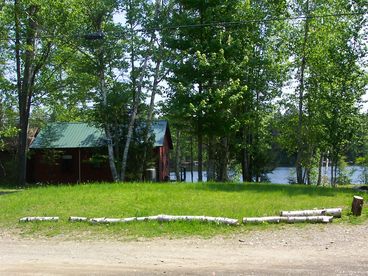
[192, 182, 354, 197]
[0, 191, 20, 196]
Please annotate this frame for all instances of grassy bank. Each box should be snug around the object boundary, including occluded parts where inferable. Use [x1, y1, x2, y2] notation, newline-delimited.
[0, 182, 366, 239]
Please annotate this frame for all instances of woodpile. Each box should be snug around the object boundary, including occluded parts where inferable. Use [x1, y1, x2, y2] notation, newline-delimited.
[243, 208, 343, 224]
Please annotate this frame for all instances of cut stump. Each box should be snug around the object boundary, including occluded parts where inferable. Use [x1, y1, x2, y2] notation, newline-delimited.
[351, 196, 364, 216]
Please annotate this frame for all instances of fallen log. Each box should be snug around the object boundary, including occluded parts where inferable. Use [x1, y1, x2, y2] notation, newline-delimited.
[19, 217, 59, 222]
[352, 196, 364, 216]
[243, 215, 333, 224]
[156, 215, 239, 225]
[89, 216, 159, 224]
[69, 216, 88, 222]
[89, 215, 239, 225]
[280, 208, 342, 218]
[242, 216, 282, 224]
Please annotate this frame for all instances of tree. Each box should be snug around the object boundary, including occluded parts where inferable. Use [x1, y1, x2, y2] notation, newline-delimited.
[0, 0, 89, 186]
[165, 0, 249, 181]
[281, 0, 367, 185]
[233, 0, 288, 182]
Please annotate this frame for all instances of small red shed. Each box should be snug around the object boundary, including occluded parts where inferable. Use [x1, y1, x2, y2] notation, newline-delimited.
[27, 121, 173, 183]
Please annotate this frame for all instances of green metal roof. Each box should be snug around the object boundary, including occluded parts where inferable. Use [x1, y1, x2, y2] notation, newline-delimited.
[30, 123, 105, 149]
[30, 121, 171, 149]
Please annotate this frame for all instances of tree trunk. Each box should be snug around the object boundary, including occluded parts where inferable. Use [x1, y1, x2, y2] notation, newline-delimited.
[207, 137, 215, 181]
[174, 129, 181, 181]
[317, 153, 323, 186]
[16, 3, 38, 187]
[105, 126, 119, 181]
[140, 56, 162, 180]
[190, 136, 194, 182]
[217, 137, 229, 182]
[241, 128, 251, 182]
[95, 16, 119, 182]
[120, 1, 159, 181]
[295, 0, 310, 185]
[197, 129, 203, 182]
[0, 160, 6, 177]
[330, 161, 334, 186]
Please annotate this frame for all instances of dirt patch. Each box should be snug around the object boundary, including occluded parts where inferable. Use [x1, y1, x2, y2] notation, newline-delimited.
[1, 222, 368, 275]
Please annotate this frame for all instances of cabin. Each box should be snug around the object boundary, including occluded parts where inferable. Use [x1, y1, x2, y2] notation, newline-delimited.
[27, 121, 173, 183]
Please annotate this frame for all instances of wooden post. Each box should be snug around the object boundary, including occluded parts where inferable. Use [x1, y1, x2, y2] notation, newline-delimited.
[352, 196, 364, 216]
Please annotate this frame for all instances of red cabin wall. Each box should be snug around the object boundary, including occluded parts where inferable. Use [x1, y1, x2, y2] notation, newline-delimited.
[155, 133, 171, 182]
[27, 148, 112, 183]
[27, 130, 172, 183]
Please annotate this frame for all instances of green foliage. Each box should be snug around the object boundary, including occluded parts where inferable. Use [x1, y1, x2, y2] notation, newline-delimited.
[0, 0, 366, 184]
[277, 0, 367, 184]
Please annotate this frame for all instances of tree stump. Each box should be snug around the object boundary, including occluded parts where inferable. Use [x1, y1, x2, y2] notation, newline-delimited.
[351, 196, 364, 216]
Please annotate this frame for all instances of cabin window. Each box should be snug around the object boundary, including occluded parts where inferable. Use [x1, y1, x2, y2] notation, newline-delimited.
[61, 155, 73, 172]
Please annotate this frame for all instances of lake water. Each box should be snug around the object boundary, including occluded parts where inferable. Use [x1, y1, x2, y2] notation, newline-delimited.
[170, 166, 367, 184]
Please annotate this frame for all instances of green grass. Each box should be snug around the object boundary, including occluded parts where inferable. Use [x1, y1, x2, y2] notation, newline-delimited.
[0, 182, 366, 239]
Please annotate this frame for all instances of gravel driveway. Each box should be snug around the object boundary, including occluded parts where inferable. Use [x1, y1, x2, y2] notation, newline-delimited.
[1, 222, 368, 275]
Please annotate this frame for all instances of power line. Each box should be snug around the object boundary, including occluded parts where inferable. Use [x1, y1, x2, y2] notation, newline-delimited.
[145, 11, 367, 32]
[0, 11, 366, 41]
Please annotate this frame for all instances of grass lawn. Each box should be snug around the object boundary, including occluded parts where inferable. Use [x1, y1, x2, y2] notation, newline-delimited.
[0, 182, 366, 239]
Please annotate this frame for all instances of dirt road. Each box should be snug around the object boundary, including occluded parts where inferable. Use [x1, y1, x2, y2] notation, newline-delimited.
[1, 222, 368, 275]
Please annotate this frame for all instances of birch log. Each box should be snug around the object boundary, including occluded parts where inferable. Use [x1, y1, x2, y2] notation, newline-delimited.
[352, 196, 364, 216]
[89, 215, 238, 225]
[242, 216, 282, 224]
[19, 217, 59, 222]
[156, 215, 239, 225]
[69, 216, 88, 222]
[243, 216, 333, 224]
[280, 208, 342, 218]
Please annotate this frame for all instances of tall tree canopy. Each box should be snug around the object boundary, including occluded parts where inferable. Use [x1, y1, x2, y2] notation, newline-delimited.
[0, 0, 366, 186]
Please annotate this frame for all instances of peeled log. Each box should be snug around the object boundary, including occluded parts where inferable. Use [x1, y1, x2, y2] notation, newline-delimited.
[242, 216, 282, 224]
[19, 217, 59, 222]
[156, 215, 239, 225]
[352, 196, 364, 216]
[89, 215, 239, 226]
[280, 208, 342, 218]
[69, 216, 88, 222]
[243, 216, 333, 224]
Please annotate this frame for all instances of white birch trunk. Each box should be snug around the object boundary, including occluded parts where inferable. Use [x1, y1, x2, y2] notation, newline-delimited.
[69, 216, 88, 222]
[19, 217, 59, 222]
[88, 215, 238, 225]
[280, 208, 342, 218]
[243, 216, 333, 224]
